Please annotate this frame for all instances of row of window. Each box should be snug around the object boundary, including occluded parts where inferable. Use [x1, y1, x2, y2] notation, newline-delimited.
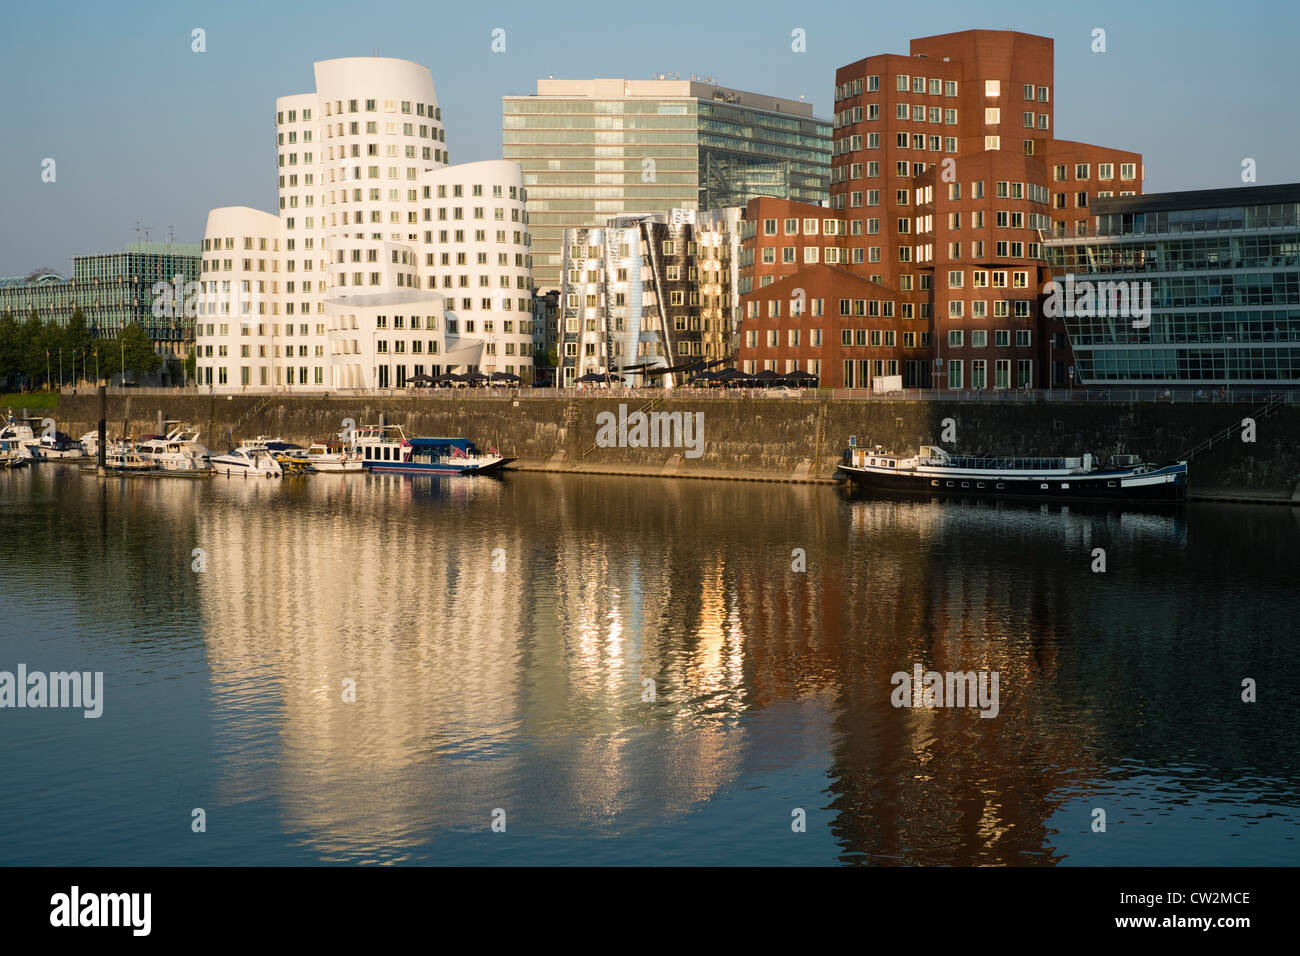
[836, 132, 959, 154]
[943, 358, 1035, 389]
[947, 297, 1035, 319]
[948, 269, 1033, 288]
[946, 329, 1033, 347]
[279, 102, 441, 123]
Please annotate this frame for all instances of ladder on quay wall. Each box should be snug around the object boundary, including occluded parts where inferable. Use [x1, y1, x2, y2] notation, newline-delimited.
[232, 394, 274, 434]
[1179, 394, 1286, 461]
[582, 394, 662, 459]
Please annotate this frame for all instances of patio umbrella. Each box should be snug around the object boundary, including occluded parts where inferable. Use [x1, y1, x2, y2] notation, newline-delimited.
[575, 371, 609, 383]
[753, 369, 781, 383]
[490, 371, 522, 383]
[408, 373, 434, 385]
[713, 368, 746, 382]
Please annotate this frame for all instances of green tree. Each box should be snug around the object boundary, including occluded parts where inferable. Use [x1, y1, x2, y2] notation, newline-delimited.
[20, 311, 45, 387]
[0, 311, 18, 384]
[116, 321, 161, 381]
[91, 337, 118, 384]
[183, 350, 197, 382]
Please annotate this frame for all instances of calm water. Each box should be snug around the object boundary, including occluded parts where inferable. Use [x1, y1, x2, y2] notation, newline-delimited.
[0, 464, 1297, 866]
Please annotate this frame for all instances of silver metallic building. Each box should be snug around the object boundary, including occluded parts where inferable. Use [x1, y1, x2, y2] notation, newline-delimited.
[555, 207, 743, 387]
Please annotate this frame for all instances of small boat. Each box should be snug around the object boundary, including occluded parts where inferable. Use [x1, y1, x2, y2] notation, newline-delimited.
[135, 428, 212, 472]
[105, 448, 157, 473]
[28, 431, 86, 460]
[354, 425, 514, 475]
[840, 442, 1188, 502]
[0, 415, 39, 460]
[80, 431, 101, 459]
[0, 438, 29, 468]
[304, 439, 365, 473]
[210, 443, 284, 477]
[261, 439, 312, 474]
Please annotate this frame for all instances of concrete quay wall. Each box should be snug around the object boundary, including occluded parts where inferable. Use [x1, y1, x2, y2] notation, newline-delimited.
[50, 392, 1300, 501]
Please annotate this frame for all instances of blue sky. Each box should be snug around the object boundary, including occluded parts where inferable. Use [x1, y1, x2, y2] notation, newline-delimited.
[1, 0, 1295, 274]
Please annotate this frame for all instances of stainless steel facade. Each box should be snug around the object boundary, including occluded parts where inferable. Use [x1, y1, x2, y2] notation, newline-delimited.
[556, 208, 742, 387]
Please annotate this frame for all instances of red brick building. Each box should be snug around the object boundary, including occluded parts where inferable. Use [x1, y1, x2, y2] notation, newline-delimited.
[737, 29, 1143, 389]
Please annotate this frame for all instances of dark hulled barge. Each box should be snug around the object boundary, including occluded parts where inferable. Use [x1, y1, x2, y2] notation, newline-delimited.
[840, 443, 1188, 503]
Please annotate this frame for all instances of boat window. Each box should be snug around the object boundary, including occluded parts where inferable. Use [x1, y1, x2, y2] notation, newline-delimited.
[931, 480, 939, 487]
[977, 482, 984, 489]
[1108, 481, 1117, 487]
[946, 481, 954, 487]
[996, 483, 1004, 489]
[1040, 483, 1048, 489]
[961, 482, 969, 488]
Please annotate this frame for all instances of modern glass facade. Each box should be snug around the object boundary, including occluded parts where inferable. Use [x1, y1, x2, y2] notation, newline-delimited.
[0, 243, 200, 359]
[504, 80, 830, 290]
[1044, 185, 1300, 385]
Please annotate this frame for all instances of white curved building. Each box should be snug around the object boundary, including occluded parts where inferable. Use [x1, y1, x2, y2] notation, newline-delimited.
[417, 161, 534, 381]
[195, 207, 283, 388]
[197, 57, 531, 391]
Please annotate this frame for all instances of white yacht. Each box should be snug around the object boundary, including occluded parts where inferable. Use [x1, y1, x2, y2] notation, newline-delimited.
[0, 415, 39, 460]
[304, 439, 365, 473]
[210, 443, 283, 477]
[79, 431, 101, 459]
[134, 428, 212, 472]
[28, 431, 85, 460]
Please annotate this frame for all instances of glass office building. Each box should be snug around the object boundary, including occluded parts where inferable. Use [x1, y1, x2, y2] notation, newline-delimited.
[504, 79, 830, 290]
[0, 242, 201, 361]
[1044, 184, 1300, 385]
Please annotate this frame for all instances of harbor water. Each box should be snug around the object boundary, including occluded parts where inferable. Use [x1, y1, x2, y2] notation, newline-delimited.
[0, 464, 1296, 865]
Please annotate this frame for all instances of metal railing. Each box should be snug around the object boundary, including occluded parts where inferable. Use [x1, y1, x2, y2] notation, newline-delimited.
[60, 385, 1300, 405]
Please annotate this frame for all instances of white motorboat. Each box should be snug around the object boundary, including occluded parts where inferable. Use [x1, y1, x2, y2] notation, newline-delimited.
[135, 428, 212, 472]
[28, 431, 85, 460]
[210, 443, 283, 477]
[80, 431, 101, 459]
[304, 439, 365, 473]
[0, 415, 39, 460]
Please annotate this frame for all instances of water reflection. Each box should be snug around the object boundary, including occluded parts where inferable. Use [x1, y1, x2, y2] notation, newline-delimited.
[0, 464, 1296, 865]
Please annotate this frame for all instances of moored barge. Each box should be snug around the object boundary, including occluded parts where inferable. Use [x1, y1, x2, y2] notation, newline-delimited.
[840, 443, 1187, 502]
